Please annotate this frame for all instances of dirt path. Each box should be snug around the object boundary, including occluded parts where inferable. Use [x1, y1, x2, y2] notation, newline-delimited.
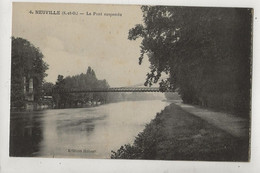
[171, 100, 250, 138]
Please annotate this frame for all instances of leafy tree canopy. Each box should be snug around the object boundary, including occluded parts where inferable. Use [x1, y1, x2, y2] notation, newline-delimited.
[11, 37, 49, 107]
[129, 6, 252, 116]
[52, 67, 110, 108]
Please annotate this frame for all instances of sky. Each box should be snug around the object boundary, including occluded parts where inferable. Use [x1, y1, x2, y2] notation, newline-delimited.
[12, 2, 152, 87]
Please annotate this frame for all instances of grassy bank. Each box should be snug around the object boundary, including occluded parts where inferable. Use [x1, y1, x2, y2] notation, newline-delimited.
[111, 103, 249, 161]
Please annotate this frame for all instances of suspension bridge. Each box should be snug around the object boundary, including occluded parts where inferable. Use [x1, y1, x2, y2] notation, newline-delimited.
[49, 87, 165, 94]
[44, 77, 173, 95]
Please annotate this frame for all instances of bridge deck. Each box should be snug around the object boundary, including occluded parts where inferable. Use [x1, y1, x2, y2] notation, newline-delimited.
[49, 87, 173, 93]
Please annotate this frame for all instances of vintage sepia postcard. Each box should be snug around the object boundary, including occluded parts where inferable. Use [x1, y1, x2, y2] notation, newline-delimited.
[9, 2, 252, 162]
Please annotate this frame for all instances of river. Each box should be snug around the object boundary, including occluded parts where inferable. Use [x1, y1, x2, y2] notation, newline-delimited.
[10, 100, 169, 159]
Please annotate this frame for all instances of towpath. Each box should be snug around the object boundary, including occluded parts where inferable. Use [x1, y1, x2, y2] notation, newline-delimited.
[171, 100, 250, 138]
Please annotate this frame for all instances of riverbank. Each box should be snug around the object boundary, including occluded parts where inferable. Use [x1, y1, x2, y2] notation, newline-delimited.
[111, 103, 249, 161]
[10, 101, 104, 112]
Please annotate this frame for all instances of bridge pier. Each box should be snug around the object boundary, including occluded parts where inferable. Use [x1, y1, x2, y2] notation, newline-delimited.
[24, 77, 34, 110]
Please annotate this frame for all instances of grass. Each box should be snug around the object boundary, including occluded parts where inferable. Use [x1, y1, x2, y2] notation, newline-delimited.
[111, 103, 249, 161]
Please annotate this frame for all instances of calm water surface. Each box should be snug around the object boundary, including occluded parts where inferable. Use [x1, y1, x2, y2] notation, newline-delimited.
[10, 100, 169, 159]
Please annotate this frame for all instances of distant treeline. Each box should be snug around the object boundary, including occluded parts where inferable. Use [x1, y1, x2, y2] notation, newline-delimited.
[42, 67, 108, 108]
[129, 7, 252, 117]
[43, 67, 164, 109]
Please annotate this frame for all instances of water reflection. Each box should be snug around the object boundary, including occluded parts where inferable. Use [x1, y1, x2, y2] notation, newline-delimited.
[10, 100, 169, 158]
[10, 112, 44, 157]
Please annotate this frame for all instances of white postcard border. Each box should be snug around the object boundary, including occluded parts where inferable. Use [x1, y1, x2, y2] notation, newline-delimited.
[1, 0, 259, 173]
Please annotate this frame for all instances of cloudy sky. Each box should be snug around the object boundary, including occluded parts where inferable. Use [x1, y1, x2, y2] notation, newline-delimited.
[12, 2, 152, 87]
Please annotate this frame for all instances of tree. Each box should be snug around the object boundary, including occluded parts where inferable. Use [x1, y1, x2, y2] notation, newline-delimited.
[52, 67, 111, 108]
[11, 37, 48, 108]
[42, 82, 54, 94]
[52, 75, 69, 108]
[129, 6, 252, 116]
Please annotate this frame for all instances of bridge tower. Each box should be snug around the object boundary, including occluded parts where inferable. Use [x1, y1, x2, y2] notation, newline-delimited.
[24, 76, 34, 110]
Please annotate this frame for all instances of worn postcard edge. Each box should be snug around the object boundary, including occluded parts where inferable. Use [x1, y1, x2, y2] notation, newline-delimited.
[1, 0, 260, 173]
